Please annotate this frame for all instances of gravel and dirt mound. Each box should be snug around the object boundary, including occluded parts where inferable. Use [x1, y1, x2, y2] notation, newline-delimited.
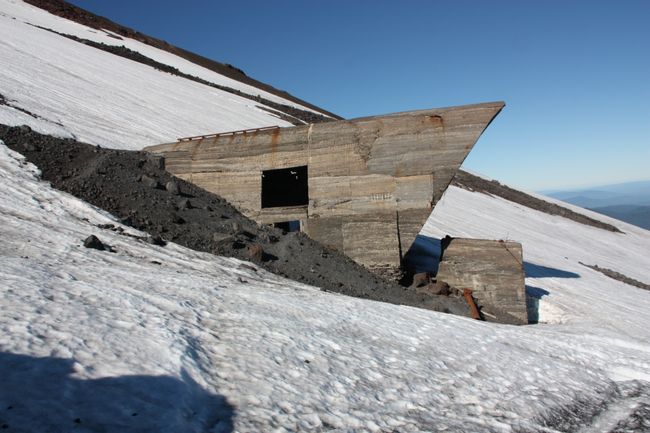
[0, 124, 470, 317]
[452, 170, 623, 233]
[23, 0, 342, 121]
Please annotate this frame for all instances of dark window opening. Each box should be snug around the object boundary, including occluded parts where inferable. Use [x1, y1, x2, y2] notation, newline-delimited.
[274, 220, 301, 233]
[261, 165, 308, 208]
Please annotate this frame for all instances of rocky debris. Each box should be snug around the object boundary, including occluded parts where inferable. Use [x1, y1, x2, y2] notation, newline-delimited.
[165, 180, 179, 195]
[212, 232, 231, 243]
[147, 235, 166, 247]
[579, 262, 650, 291]
[413, 278, 455, 297]
[139, 174, 158, 188]
[429, 280, 453, 296]
[0, 125, 470, 317]
[177, 198, 191, 209]
[0, 94, 42, 123]
[246, 243, 264, 262]
[83, 235, 107, 251]
[452, 170, 622, 233]
[410, 272, 431, 288]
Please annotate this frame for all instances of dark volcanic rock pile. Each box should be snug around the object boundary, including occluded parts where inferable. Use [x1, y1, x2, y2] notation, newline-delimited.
[0, 125, 470, 317]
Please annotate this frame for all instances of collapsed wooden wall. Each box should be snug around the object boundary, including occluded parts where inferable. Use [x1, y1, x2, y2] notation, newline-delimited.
[145, 101, 504, 269]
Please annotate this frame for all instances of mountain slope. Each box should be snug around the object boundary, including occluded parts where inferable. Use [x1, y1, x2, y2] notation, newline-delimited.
[3, 140, 650, 432]
[424, 183, 650, 331]
[0, 0, 333, 149]
[24, 0, 341, 120]
[2, 1, 650, 431]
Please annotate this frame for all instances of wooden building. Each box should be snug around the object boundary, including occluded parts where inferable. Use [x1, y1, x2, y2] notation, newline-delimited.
[145, 101, 504, 271]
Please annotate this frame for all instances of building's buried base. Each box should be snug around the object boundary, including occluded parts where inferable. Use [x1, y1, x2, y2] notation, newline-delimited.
[436, 238, 529, 325]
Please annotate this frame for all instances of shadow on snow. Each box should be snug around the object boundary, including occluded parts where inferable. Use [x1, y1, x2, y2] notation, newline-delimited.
[405, 235, 574, 325]
[524, 262, 580, 279]
[0, 351, 234, 433]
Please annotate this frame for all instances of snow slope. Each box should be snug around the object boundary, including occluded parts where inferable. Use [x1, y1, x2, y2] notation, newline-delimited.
[2, 0, 650, 431]
[2, 140, 650, 432]
[1, 0, 325, 115]
[0, 0, 325, 150]
[424, 185, 650, 338]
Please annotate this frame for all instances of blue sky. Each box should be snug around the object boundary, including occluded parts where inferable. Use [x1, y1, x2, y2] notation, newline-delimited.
[69, 0, 649, 191]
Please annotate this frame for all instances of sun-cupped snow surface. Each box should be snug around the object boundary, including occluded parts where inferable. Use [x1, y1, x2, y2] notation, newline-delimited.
[0, 2, 298, 150]
[0, 0, 325, 117]
[2, 143, 650, 432]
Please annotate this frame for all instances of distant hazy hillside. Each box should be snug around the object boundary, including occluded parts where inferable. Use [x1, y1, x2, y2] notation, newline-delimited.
[546, 180, 650, 208]
[545, 180, 650, 231]
[589, 204, 650, 230]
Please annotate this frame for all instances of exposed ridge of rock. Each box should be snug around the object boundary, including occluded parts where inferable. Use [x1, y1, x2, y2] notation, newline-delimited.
[453, 170, 622, 233]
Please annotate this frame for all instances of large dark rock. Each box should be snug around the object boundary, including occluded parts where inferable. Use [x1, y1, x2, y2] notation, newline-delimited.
[83, 235, 105, 250]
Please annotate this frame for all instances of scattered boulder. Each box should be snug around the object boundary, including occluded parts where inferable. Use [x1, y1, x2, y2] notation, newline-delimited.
[414, 279, 453, 296]
[177, 198, 191, 209]
[238, 230, 256, 240]
[165, 180, 180, 195]
[430, 280, 452, 296]
[139, 174, 158, 188]
[246, 243, 264, 262]
[83, 234, 105, 251]
[22, 141, 37, 152]
[147, 234, 166, 246]
[410, 272, 431, 288]
[148, 155, 165, 170]
[212, 232, 232, 243]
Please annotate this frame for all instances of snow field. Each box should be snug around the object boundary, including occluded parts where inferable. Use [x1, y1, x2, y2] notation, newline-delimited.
[424, 186, 650, 342]
[0, 0, 325, 116]
[0, 2, 297, 150]
[2, 140, 650, 431]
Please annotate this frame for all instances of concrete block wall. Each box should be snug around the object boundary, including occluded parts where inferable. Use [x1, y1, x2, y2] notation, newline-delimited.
[436, 238, 528, 324]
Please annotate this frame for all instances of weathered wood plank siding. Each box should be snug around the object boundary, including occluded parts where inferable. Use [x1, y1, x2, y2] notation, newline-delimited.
[145, 101, 504, 269]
